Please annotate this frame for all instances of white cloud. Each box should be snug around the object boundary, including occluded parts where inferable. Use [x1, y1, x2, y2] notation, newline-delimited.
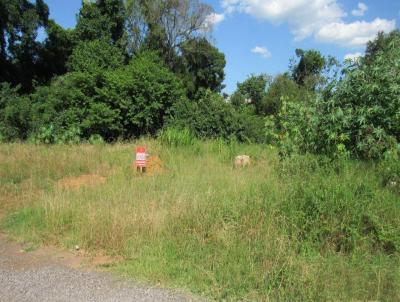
[316, 18, 396, 47]
[251, 46, 272, 58]
[220, 0, 396, 48]
[204, 13, 225, 29]
[352, 2, 368, 17]
[344, 52, 362, 61]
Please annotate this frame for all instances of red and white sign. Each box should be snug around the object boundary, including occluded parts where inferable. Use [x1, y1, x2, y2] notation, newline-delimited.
[135, 146, 147, 168]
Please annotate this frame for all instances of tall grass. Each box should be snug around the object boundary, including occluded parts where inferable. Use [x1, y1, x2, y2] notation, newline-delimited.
[0, 141, 399, 300]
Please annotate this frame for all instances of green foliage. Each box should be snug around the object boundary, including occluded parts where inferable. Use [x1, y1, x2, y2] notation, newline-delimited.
[234, 106, 266, 143]
[29, 51, 184, 141]
[75, 0, 126, 45]
[291, 49, 326, 89]
[265, 98, 319, 156]
[0, 0, 50, 91]
[169, 89, 237, 140]
[97, 51, 186, 137]
[379, 150, 400, 194]
[365, 30, 400, 64]
[169, 89, 266, 143]
[230, 74, 271, 115]
[37, 20, 75, 81]
[67, 39, 124, 73]
[88, 134, 105, 145]
[262, 74, 307, 115]
[279, 155, 399, 256]
[158, 127, 197, 147]
[267, 31, 400, 159]
[29, 124, 81, 145]
[181, 38, 226, 96]
[323, 32, 400, 159]
[0, 83, 32, 140]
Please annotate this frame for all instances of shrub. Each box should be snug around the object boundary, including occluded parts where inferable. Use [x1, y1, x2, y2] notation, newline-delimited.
[67, 39, 125, 73]
[0, 83, 32, 141]
[88, 134, 105, 145]
[96, 51, 186, 137]
[29, 51, 185, 141]
[168, 89, 238, 140]
[29, 125, 81, 145]
[266, 31, 400, 159]
[234, 107, 266, 143]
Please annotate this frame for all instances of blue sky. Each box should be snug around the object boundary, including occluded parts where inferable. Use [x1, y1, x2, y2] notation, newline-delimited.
[45, 0, 399, 93]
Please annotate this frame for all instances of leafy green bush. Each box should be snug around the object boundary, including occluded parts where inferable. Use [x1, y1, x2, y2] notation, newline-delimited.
[29, 51, 184, 141]
[168, 89, 238, 140]
[67, 39, 125, 73]
[88, 134, 105, 145]
[0, 83, 32, 141]
[169, 88, 264, 143]
[29, 125, 81, 145]
[266, 31, 400, 159]
[97, 51, 186, 137]
[265, 98, 320, 156]
[234, 107, 266, 143]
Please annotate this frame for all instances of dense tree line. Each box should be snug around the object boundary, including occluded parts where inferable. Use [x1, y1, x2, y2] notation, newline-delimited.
[0, 0, 230, 142]
[0, 0, 399, 159]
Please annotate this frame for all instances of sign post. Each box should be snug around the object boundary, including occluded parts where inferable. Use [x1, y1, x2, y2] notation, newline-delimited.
[135, 146, 147, 173]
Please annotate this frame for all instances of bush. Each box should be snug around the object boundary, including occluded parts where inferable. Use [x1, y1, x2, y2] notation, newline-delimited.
[169, 89, 265, 143]
[0, 83, 32, 141]
[265, 98, 320, 156]
[316, 32, 400, 159]
[29, 125, 81, 145]
[29, 51, 185, 141]
[168, 89, 238, 140]
[67, 39, 125, 73]
[88, 134, 105, 145]
[234, 107, 266, 143]
[266, 31, 400, 159]
[97, 51, 186, 137]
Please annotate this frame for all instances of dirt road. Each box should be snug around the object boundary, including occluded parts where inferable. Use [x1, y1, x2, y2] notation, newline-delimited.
[0, 234, 201, 302]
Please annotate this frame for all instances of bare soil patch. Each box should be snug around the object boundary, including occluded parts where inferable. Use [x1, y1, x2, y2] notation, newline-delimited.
[146, 155, 164, 175]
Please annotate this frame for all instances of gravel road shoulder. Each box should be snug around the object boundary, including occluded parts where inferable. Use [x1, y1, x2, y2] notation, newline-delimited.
[0, 234, 203, 302]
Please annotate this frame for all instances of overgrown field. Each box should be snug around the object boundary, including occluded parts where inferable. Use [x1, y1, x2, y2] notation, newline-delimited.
[0, 141, 399, 301]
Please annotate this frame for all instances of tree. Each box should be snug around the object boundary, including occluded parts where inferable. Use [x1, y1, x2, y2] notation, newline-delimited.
[365, 30, 400, 65]
[67, 39, 124, 73]
[262, 74, 307, 116]
[325, 31, 400, 158]
[97, 51, 186, 137]
[0, 0, 50, 91]
[37, 20, 75, 82]
[30, 51, 185, 140]
[75, 0, 126, 45]
[168, 88, 238, 140]
[291, 49, 326, 90]
[181, 38, 226, 96]
[230, 74, 271, 115]
[136, 0, 213, 69]
[0, 83, 31, 140]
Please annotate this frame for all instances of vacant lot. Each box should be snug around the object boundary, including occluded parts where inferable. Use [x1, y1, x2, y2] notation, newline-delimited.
[0, 141, 399, 301]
